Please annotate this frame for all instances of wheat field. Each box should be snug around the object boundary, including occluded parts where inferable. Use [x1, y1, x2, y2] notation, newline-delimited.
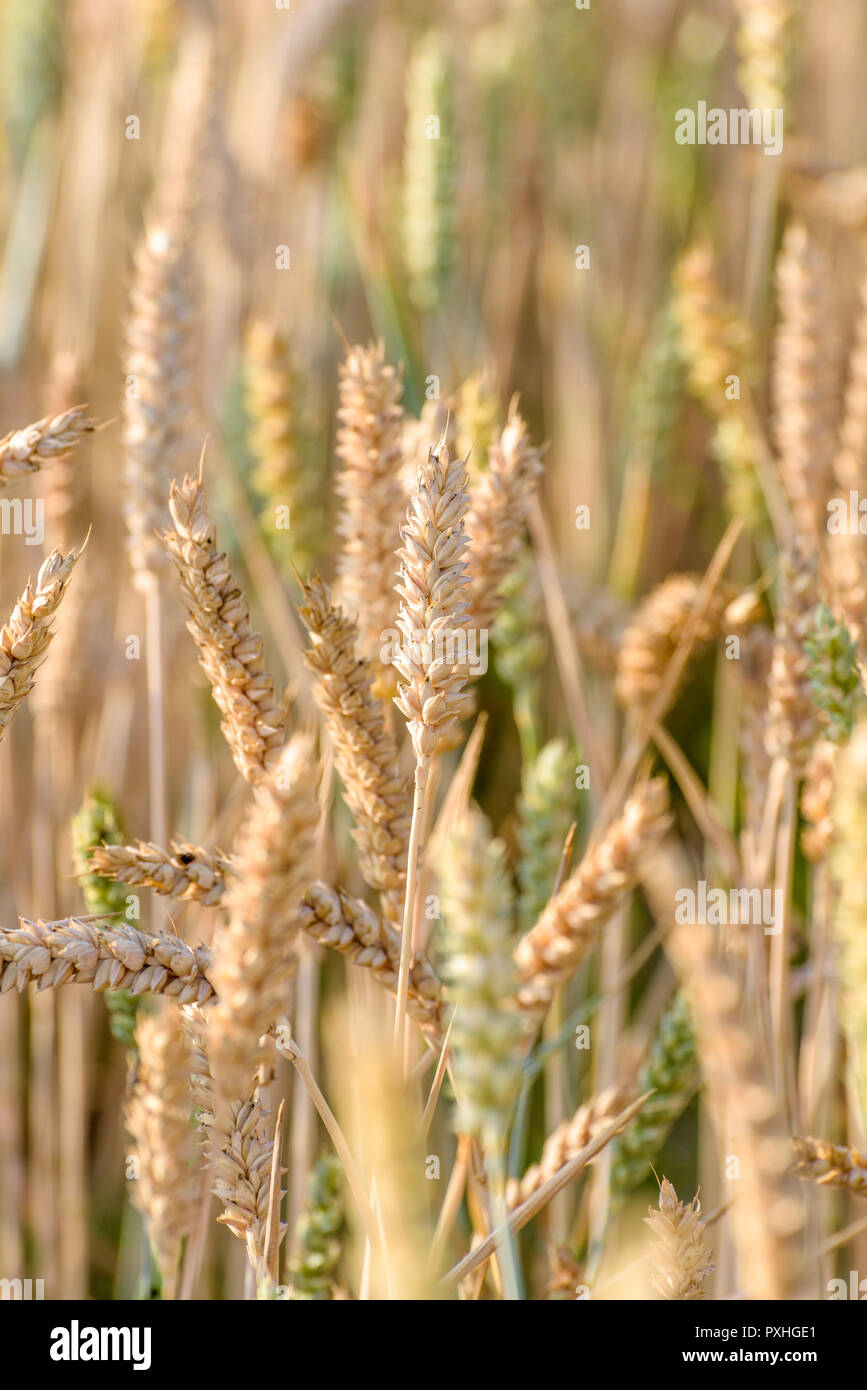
[1, 0, 867, 1307]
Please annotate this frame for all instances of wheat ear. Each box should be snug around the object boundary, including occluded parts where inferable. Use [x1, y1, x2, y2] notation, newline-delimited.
[645, 1178, 714, 1300]
[334, 340, 405, 689]
[162, 469, 286, 785]
[506, 1085, 631, 1211]
[184, 1006, 286, 1283]
[296, 882, 444, 1043]
[830, 719, 867, 1129]
[641, 839, 808, 1300]
[209, 733, 319, 1114]
[792, 1136, 867, 1193]
[764, 540, 820, 774]
[615, 574, 749, 711]
[0, 407, 96, 487]
[298, 575, 410, 927]
[0, 546, 80, 739]
[465, 400, 544, 635]
[771, 221, 839, 546]
[514, 778, 671, 1017]
[244, 318, 321, 575]
[0, 916, 214, 1003]
[288, 1154, 345, 1299]
[392, 440, 472, 1042]
[125, 1003, 200, 1298]
[89, 839, 231, 906]
[439, 804, 525, 1149]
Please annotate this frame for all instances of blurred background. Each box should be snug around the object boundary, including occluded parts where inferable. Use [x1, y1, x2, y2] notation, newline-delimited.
[0, 0, 865, 1298]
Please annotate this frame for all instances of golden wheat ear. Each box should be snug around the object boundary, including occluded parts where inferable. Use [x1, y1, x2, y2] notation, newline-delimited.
[645, 1178, 715, 1301]
[162, 470, 287, 785]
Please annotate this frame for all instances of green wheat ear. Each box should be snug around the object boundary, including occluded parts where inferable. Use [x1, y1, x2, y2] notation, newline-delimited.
[71, 791, 142, 1051]
[516, 739, 578, 933]
[610, 993, 699, 1206]
[805, 602, 864, 744]
[289, 1155, 345, 1301]
[402, 30, 456, 312]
